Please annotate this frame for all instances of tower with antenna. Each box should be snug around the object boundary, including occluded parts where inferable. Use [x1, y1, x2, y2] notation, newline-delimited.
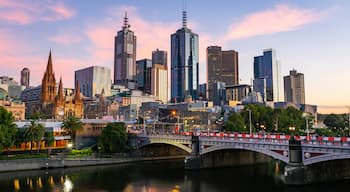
[170, 1, 199, 102]
[114, 11, 137, 89]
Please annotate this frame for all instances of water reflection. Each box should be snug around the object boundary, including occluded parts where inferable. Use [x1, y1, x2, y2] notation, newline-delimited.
[0, 160, 350, 192]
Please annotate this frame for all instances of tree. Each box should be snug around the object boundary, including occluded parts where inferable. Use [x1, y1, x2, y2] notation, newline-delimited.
[0, 106, 17, 153]
[62, 116, 83, 146]
[98, 122, 127, 154]
[44, 132, 55, 156]
[24, 120, 45, 154]
[324, 114, 347, 136]
[225, 112, 246, 132]
[27, 112, 48, 120]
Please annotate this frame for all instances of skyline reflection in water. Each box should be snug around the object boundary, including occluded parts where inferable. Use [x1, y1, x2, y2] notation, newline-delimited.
[1, 160, 350, 192]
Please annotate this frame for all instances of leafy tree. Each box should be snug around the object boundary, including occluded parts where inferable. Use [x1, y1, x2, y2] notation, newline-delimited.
[62, 116, 83, 146]
[44, 131, 55, 156]
[24, 120, 45, 154]
[225, 112, 246, 132]
[98, 122, 127, 154]
[27, 112, 48, 120]
[0, 106, 17, 153]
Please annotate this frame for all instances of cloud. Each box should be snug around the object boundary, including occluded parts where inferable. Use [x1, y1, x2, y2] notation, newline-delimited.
[0, 0, 75, 25]
[49, 34, 81, 45]
[85, 5, 179, 65]
[225, 4, 326, 40]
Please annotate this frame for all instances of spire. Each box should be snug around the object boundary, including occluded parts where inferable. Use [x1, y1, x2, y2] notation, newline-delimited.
[46, 50, 53, 74]
[57, 77, 64, 102]
[74, 81, 82, 102]
[123, 11, 129, 29]
[182, 0, 187, 28]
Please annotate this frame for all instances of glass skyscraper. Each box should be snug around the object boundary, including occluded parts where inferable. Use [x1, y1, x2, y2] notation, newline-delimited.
[253, 49, 280, 101]
[171, 11, 199, 102]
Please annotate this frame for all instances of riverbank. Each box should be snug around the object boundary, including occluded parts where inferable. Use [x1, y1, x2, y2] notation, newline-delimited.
[0, 155, 186, 173]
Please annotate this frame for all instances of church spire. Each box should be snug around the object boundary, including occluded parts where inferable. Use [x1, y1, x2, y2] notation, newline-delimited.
[46, 49, 53, 74]
[56, 77, 65, 102]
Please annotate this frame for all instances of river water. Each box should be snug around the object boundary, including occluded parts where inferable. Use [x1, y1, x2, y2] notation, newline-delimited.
[1, 159, 350, 192]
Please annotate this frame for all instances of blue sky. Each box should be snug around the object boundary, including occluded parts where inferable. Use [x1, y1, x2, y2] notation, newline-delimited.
[0, 0, 349, 113]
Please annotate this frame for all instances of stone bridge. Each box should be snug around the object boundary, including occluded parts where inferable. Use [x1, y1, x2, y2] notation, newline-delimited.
[130, 133, 350, 185]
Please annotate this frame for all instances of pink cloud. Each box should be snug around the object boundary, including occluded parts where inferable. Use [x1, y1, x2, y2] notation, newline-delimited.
[225, 4, 325, 40]
[49, 34, 81, 45]
[0, 0, 75, 25]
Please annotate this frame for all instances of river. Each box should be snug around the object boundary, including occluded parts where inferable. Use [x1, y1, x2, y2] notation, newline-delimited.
[1, 159, 350, 192]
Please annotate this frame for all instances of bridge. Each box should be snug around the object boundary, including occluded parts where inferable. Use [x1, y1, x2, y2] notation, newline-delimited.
[130, 133, 350, 185]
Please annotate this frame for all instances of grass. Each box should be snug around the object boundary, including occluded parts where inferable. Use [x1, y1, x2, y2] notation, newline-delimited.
[0, 153, 48, 160]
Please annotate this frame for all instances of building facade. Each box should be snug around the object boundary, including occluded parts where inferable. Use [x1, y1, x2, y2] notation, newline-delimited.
[207, 46, 239, 102]
[253, 49, 281, 102]
[284, 69, 305, 104]
[152, 49, 167, 66]
[151, 64, 168, 103]
[20, 68, 30, 88]
[171, 11, 199, 102]
[114, 12, 137, 89]
[136, 59, 152, 93]
[75, 66, 111, 98]
[226, 84, 251, 102]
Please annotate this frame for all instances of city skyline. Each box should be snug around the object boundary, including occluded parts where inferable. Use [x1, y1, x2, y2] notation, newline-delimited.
[0, 0, 349, 112]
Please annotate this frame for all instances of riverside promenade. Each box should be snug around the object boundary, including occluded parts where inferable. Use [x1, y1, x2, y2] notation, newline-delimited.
[0, 155, 185, 172]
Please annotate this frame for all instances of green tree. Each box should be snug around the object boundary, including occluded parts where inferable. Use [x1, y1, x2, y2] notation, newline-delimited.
[24, 120, 45, 154]
[27, 112, 48, 120]
[0, 106, 17, 153]
[324, 114, 347, 136]
[62, 116, 83, 146]
[98, 122, 127, 154]
[225, 112, 246, 132]
[44, 132, 55, 156]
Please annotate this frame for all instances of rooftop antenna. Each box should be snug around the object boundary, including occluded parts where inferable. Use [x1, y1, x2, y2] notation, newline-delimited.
[123, 11, 129, 29]
[182, 0, 187, 28]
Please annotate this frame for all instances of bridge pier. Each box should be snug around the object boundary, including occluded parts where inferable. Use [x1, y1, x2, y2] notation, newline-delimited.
[185, 135, 201, 170]
[284, 138, 306, 185]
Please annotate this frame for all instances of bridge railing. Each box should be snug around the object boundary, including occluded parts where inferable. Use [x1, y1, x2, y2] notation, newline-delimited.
[135, 132, 350, 147]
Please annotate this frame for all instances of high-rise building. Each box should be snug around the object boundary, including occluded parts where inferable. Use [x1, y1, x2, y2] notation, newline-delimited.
[151, 64, 168, 103]
[136, 59, 152, 93]
[75, 66, 111, 98]
[198, 83, 207, 99]
[152, 49, 167, 66]
[284, 69, 305, 104]
[253, 49, 281, 101]
[20, 68, 30, 88]
[171, 10, 199, 102]
[114, 12, 137, 89]
[207, 46, 239, 102]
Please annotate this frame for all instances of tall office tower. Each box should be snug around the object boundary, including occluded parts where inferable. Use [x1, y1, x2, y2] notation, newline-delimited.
[253, 49, 280, 102]
[136, 59, 152, 93]
[152, 49, 167, 66]
[207, 46, 239, 102]
[171, 10, 199, 102]
[114, 12, 137, 89]
[20, 68, 30, 88]
[151, 64, 168, 103]
[75, 66, 111, 98]
[284, 69, 305, 104]
[198, 83, 207, 99]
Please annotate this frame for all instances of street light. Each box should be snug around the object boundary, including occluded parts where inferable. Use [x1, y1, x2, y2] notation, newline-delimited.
[247, 109, 252, 135]
[303, 113, 310, 140]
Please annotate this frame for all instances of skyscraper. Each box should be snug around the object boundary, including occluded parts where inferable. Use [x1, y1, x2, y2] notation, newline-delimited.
[284, 69, 305, 104]
[152, 49, 167, 66]
[75, 66, 111, 98]
[171, 10, 199, 102]
[114, 12, 137, 89]
[253, 49, 281, 102]
[136, 59, 152, 93]
[20, 68, 30, 88]
[151, 64, 168, 103]
[207, 46, 239, 102]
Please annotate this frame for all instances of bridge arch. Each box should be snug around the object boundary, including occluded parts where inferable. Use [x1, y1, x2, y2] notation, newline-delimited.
[139, 141, 192, 154]
[201, 145, 289, 163]
[303, 154, 350, 166]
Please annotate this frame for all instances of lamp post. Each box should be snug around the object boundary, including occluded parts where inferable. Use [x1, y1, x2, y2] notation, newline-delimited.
[247, 109, 252, 135]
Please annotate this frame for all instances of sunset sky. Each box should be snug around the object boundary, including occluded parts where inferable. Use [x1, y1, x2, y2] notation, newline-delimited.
[0, 0, 349, 113]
